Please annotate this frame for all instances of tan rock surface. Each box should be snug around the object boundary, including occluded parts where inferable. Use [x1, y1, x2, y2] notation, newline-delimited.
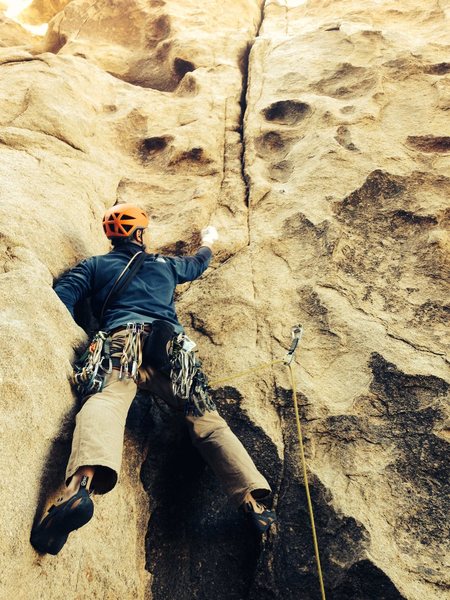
[0, 0, 448, 599]
[0, 13, 37, 47]
[21, 0, 71, 26]
[239, 1, 449, 598]
[43, 0, 263, 91]
[0, 1, 262, 599]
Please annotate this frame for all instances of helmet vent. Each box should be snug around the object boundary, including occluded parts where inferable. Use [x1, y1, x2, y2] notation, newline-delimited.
[102, 203, 149, 238]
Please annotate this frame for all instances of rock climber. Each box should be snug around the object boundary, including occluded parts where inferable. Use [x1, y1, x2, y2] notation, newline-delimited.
[30, 203, 276, 555]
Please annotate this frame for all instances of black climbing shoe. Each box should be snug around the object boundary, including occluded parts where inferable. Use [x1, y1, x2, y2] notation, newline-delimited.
[243, 501, 277, 534]
[30, 476, 94, 555]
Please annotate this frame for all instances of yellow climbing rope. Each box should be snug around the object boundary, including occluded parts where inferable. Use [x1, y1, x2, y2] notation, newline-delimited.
[288, 362, 327, 600]
[210, 327, 327, 600]
[209, 358, 284, 387]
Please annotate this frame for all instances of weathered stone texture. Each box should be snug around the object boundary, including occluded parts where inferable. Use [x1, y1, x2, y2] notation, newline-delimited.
[242, 1, 449, 599]
[21, 0, 71, 26]
[0, 13, 35, 47]
[0, 0, 448, 599]
[43, 0, 262, 91]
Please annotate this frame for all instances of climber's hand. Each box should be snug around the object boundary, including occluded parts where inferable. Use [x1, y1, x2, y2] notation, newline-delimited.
[201, 226, 219, 247]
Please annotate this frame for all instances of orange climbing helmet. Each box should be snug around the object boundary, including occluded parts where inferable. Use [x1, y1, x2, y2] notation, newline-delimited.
[102, 203, 149, 238]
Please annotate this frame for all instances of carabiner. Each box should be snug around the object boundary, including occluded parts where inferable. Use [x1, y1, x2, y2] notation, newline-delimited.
[284, 324, 303, 365]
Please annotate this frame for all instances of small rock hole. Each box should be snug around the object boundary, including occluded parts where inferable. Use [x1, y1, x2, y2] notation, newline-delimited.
[149, 14, 171, 42]
[180, 147, 205, 161]
[407, 136, 450, 153]
[174, 58, 195, 79]
[424, 62, 450, 75]
[263, 132, 285, 151]
[143, 137, 168, 152]
[262, 100, 311, 125]
[392, 210, 437, 226]
[139, 136, 172, 161]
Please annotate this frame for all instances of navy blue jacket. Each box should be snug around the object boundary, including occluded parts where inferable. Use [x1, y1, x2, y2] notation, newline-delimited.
[54, 243, 212, 333]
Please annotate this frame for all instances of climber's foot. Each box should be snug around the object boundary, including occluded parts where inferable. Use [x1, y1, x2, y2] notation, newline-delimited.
[242, 493, 276, 534]
[30, 476, 94, 555]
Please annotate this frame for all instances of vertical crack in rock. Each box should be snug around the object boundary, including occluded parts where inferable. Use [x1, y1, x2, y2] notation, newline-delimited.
[238, 42, 252, 217]
[239, 1, 266, 241]
[139, 5, 275, 599]
[237, 0, 267, 339]
[139, 387, 281, 600]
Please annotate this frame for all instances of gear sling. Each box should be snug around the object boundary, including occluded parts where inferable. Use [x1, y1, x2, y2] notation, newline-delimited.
[72, 250, 215, 415]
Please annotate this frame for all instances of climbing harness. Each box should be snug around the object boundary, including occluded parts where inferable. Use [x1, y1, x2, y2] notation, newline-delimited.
[71, 322, 145, 396]
[210, 325, 327, 600]
[71, 249, 147, 397]
[72, 320, 215, 415]
[71, 330, 112, 396]
[169, 333, 216, 416]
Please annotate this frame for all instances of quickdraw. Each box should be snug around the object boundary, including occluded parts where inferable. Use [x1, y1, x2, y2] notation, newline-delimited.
[119, 322, 145, 381]
[169, 334, 216, 416]
[284, 324, 303, 365]
[72, 331, 112, 396]
[71, 322, 145, 397]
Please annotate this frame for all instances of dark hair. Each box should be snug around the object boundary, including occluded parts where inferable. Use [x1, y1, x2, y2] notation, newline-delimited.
[111, 228, 145, 247]
[111, 237, 132, 247]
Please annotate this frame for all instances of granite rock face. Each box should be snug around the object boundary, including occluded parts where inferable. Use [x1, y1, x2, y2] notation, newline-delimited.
[21, 0, 71, 26]
[0, 12, 35, 47]
[0, 1, 448, 599]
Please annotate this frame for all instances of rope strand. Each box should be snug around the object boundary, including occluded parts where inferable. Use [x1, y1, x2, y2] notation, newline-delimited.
[209, 359, 284, 387]
[288, 363, 327, 600]
[210, 356, 327, 599]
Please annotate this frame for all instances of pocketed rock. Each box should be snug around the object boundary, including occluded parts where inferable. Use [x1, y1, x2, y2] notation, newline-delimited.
[237, 1, 449, 598]
[0, 0, 448, 599]
[43, 0, 262, 91]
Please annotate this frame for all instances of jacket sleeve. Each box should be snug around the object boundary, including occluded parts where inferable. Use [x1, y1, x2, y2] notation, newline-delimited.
[169, 247, 212, 284]
[53, 258, 96, 318]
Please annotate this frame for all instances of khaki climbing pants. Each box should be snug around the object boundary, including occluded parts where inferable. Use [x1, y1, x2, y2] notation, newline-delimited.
[66, 330, 271, 506]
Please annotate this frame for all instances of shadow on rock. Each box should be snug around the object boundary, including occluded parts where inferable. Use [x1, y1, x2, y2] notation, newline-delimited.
[250, 384, 407, 600]
[31, 403, 78, 531]
[139, 386, 281, 600]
